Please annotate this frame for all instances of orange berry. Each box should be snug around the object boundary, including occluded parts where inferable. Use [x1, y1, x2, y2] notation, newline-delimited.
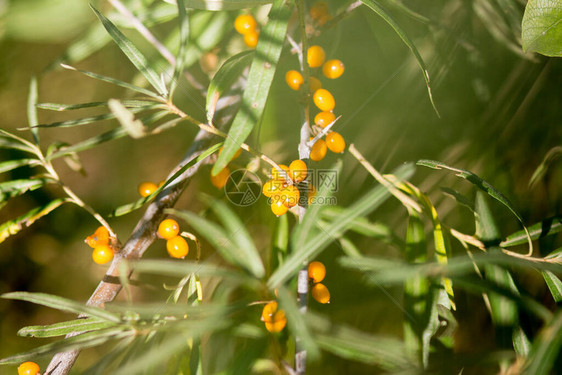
[262, 179, 285, 198]
[219, 146, 242, 160]
[92, 244, 114, 265]
[314, 111, 336, 128]
[311, 283, 330, 304]
[309, 76, 322, 92]
[322, 59, 345, 79]
[308, 261, 326, 283]
[309, 1, 328, 20]
[280, 185, 300, 208]
[326, 131, 345, 153]
[262, 301, 278, 322]
[271, 200, 289, 216]
[138, 181, 158, 197]
[289, 159, 307, 183]
[244, 30, 259, 48]
[211, 167, 231, 189]
[166, 236, 189, 258]
[271, 164, 290, 181]
[285, 70, 304, 91]
[158, 219, 180, 240]
[85, 226, 109, 248]
[234, 14, 257, 35]
[18, 362, 40, 375]
[313, 89, 335, 112]
[310, 139, 327, 161]
[262, 302, 287, 333]
[307, 45, 326, 68]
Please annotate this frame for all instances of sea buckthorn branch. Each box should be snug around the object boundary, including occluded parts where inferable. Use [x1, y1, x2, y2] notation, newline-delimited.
[44, 127, 215, 375]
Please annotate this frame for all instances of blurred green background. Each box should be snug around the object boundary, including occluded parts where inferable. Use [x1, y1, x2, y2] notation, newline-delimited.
[0, 0, 560, 373]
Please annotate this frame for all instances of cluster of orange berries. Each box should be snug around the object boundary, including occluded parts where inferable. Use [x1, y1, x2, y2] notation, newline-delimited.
[285, 44, 346, 162]
[85, 226, 114, 265]
[308, 261, 330, 304]
[137, 180, 164, 198]
[262, 160, 316, 216]
[234, 13, 259, 48]
[309, 1, 331, 26]
[18, 361, 40, 375]
[261, 301, 287, 333]
[157, 218, 189, 259]
[210, 147, 242, 189]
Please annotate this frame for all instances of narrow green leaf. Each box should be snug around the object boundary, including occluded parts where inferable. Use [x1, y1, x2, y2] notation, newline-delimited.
[37, 100, 157, 111]
[108, 99, 147, 138]
[268, 163, 415, 288]
[206, 50, 254, 120]
[513, 325, 532, 357]
[91, 5, 168, 97]
[18, 317, 116, 338]
[169, 0, 189, 99]
[441, 187, 475, 212]
[522, 0, 562, 56]
[0, 327, 131, 365]
[61, 64, 161, 99]
[202, 196, 265, 278]
[542, 271, 562, 303]
[523, 309, 562, 374]
[165, 0, 272, 11]
[501, 216, 562, 247]
[0, 159, 38, 174]
[111, 143, 222, 216]
[0, 198, 70, 244]
[212, 0, 292, 175]
[1, 292, 122, 323]
[0, 130, 38, 154]
[27, 76, 39, 144]
[0, 178, 51, 202]
[529, 146, 562, 187]
[359, 0, 439, 116]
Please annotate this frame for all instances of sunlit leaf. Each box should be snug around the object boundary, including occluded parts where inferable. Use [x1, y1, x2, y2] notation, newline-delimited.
[501, 216, 562, 247]
[522, 0, 562, 56]
[542, 271, 562, 303]
[0, 159, 38, 174]
[27, 76, 39, 144]
[18, 317, 116, 338]
[37, 100, 157, 111]
[0, 178, 51, 202]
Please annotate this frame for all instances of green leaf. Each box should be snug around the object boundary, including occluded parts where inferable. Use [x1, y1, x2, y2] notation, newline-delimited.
[60, 64, 162, 99]
[91, 5, 168, 97]
[169, 208, 264, 278]
[212, 0, 292, 175]
[0, 178, 51, 202]
[169, 0, 189, 100]
[542, 271, 562, 303]
[37, 99, 157, 111]
[501, 216, 562, 247]
[529, 146, 562, 187]
[1, 292, 122, 323]
[110, 143, 222, 216]
[0, 129, 38, 154]
[201, 196, 265, 278]
[206, 50, 254, 120]
[0, 159, 38, 174]
[18, 317, 116, 338]
[0, 198, 69, 244]
[0, 327, 131, 365]
[522, 0, 562, 56]
[108, 99, 147, 138]
[523, 309, 562, 374]
[27, 76, 39, 144]
[359, 0, 439, 116]
[268, 163, 415, 288]
[165, 0, 272, 11]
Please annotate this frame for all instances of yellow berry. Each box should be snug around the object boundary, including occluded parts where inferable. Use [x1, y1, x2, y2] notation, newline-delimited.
[271, 200, 289, 216]
[262, 302, 287, 333]
[18, 362, 40, 375]
[138, 181, 158, 197]
[322, 59, 345, 79]
[285, 70, 304, 91]
[313, 89, 335, 112]
[314, 111, 335, 128]
[158, 219, 180, 240]
[289, 159, 307, 183]
[309, 1, 328, 20]
[262, 301, 278, 322]
[85, 226, 109, 248]
[307, 45, 326, 68]
[262, 179, 285, 198]
[92, 244, 114, 265]
[271, 164, 290, 180]
[244, 29, 259, 48]
[166, 236, 189, 258]
[326, 131, 345, 153]
[309, 76, 322, 92]
[280, 185, 300, 208]
[311, 283, 330, 304]
[211, 167, 231, 189]
[310, 139, 327, 162]
[219, 146, 242, 160]
[308, 261, 326, 283]
[234, 14, 257, 35]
